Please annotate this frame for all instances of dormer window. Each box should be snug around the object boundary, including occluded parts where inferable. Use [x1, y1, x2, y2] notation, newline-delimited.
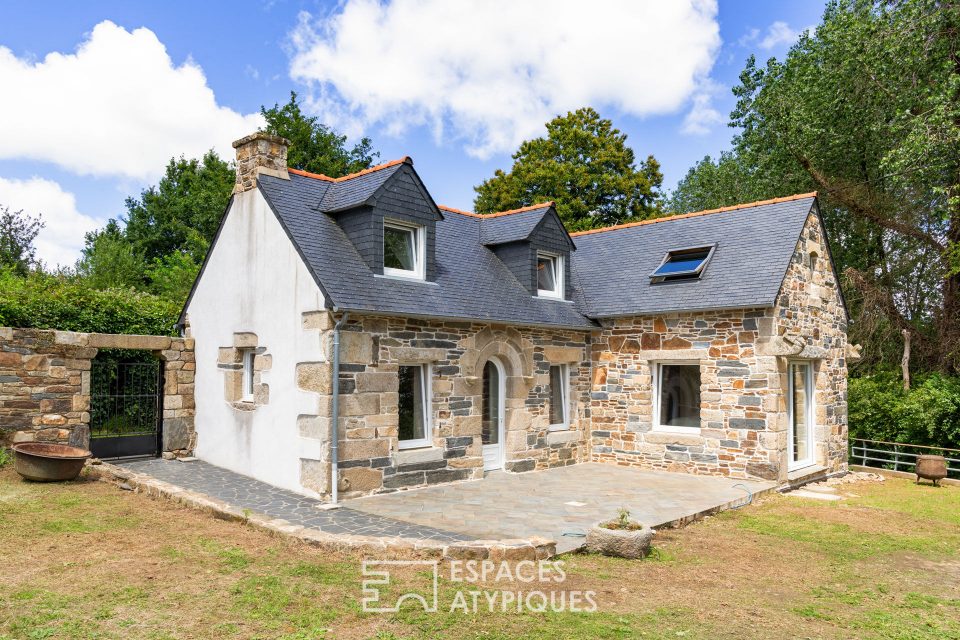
[383, 220, 425, 279]
[651, 245, 715, 283]
[537, 252, 564, 298]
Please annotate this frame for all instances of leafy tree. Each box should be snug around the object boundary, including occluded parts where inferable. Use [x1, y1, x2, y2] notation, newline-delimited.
[670, 0, 960, 374]
[473, 108, 663, 230]
[261, 91, 378, 177]
[0, 205, 43, 275]
[123, 151, 234, 263]
[76, 221, 146, 290]
[145, 251, 202, 302]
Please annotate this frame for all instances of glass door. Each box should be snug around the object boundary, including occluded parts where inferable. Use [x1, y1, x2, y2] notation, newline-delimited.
[788, 362, 815, 470]
[481, 359, 504, 471]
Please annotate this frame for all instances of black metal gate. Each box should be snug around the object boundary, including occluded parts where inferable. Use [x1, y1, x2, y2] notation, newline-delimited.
[89, 359, 163, 459]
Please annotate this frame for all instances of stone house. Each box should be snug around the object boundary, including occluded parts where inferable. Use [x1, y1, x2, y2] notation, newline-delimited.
[180, 132, 853, 500]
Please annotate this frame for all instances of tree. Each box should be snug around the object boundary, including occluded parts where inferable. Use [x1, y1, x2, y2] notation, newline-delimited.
[473, 108, 663, 231]
[122, 151, 235, 264]
[76, 221, 145, 290]
[261, 92, 378, 177]
[0, 205, 43, 275]
[670, 0, 960, 374]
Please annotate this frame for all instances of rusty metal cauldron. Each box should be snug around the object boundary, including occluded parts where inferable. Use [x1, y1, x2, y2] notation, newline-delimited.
[915, 454, 948, 486]
[11, 443, 91, 482]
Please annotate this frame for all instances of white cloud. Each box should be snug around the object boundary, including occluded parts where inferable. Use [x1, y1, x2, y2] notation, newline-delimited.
[740, 21, 814, 52]
[0, 21, 263, 181]
[681, 79, 725, 135]
[288, 0, 721, 158]
[0, 177, 102, 267]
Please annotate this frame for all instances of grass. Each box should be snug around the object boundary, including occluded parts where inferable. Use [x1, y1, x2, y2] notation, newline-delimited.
[0, 468, 959, 639]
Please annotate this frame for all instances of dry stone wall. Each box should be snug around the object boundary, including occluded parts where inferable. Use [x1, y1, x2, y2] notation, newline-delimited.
[0, 328, 195, 454]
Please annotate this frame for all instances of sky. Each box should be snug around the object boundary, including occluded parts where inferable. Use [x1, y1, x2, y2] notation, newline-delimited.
[0, 0, 826, 267]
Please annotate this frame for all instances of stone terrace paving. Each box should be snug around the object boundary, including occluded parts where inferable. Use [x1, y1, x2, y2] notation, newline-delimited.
[118, 458, 775, 553]
[116, 458, 470, 543]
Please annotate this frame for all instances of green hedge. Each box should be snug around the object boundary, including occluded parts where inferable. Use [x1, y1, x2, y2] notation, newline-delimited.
[849, 373, 960, 450]
[0, 269, 180, 336]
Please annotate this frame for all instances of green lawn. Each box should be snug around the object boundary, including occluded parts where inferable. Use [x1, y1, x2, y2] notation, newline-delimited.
[1, 465, 958, 639]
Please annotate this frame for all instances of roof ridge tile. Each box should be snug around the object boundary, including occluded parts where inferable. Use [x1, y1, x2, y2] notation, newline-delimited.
[287, 156, 411, 183]
[570, 192, 818, 237]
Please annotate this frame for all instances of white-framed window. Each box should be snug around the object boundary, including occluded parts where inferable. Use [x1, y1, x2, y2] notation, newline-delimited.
[398, 363, 432, 449]
[547, 364, 570, 431]
[653, 362, 701, 431]
[383, 219, 425, 280]
[241, 349, 256, 402]
[537, 252, 564, 298]
[650, 245, 715, 283]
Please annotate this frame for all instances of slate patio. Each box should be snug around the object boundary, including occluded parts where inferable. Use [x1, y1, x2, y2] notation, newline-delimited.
[118, 458, 775, 554]
[345, 462, 776, 552]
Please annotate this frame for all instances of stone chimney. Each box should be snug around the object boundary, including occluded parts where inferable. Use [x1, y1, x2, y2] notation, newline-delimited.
[232, 132, 290, 194]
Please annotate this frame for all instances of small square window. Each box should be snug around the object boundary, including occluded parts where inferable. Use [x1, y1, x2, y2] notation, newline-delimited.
[241, 349, 255, 401]
[547, 364, 569, 430]
[384, 221, 425, 279]
[651, 246, 714, 283]
[398, 364, 432, 448]
[655, 363, 701, 430]
[537, 252, 563, 298]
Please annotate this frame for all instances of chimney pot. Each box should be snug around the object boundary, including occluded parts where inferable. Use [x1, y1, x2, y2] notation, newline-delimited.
[232, 132, 290, 194]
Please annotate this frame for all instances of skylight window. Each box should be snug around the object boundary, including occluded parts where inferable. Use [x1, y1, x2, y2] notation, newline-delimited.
[650, 245, 715, 283]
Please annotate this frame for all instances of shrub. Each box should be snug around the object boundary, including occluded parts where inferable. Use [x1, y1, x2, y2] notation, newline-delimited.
[849, 373, 960, 450]
[0, 268, 180, 336]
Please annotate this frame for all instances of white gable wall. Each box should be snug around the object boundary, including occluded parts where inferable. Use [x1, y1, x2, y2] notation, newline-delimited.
[185, 187, 327, 495]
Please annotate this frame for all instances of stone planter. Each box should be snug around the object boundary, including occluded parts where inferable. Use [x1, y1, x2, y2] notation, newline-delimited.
[585, 522, 653, 559]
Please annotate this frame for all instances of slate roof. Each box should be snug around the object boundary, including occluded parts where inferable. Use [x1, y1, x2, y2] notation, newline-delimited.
[469, 204, 560, 246]
[258, 171, 594, 329]
[569, 195, 819, 317]
[189, 156, 827, 330]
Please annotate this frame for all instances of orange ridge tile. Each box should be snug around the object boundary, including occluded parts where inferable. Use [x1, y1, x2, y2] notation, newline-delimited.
[569, 192, 818, 237]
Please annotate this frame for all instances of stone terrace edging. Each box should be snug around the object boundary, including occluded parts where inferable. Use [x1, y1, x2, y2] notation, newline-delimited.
[89, 461, 557, 561]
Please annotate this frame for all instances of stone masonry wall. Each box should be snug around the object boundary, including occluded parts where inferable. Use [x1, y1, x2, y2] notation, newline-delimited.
[294, 313, 591, 498]
[0, 328, 195, 455]
[590, 212, 848, 483]
[773, 210, 849, 475]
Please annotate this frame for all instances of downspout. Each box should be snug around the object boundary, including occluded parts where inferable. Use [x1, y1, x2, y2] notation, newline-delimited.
[330, 311, 349, 505]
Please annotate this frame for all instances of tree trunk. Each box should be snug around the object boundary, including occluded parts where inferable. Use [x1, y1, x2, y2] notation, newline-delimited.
[902, 328, 911, 392]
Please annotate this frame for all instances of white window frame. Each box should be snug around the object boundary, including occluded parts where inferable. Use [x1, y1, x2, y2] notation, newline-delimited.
[787, 361, 816, 471]
[649, 244, 716, 283]
[547, 364, 570, 431]
[241, 349, 256, 402]
[398, 363, 433, 450]
[536, 251, 564, 299]
[383, 219, 426, 280]
[652, 361, 702, 433]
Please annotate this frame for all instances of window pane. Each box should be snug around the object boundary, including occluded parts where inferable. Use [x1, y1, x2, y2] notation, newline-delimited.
[537, 256, 556, 291]
[791, 364, 810, 462]
[398, 365, 425, 441]
[548, 365, 566, 425]
[659, 365, 701, 428]
[482, 361, 500, 445]
[384, 225, 416, 271]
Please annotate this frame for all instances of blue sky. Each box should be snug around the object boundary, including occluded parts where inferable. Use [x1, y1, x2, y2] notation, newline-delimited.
[0, 0, 825, 266]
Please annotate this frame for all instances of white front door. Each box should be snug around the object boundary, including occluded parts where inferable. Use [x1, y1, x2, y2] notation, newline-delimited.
[787, 362, 815, 470]
[481, 359, 505, 471]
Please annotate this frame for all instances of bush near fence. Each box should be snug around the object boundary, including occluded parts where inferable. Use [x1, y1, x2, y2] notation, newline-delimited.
[849, 373, 960, 451]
